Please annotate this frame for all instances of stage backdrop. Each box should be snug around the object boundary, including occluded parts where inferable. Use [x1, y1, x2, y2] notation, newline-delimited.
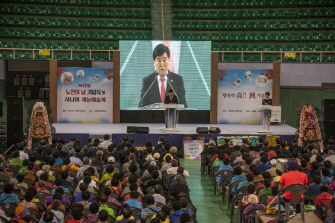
[57, 67, 113, 123]
[217, 69, 273, 124]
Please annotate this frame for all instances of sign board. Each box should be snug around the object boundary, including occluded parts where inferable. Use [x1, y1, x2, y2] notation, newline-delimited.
[183, 140, 204, 159]
[39, 50, 50, 56]
[270, 106, 281, 123]
[284, 52, 296, 58]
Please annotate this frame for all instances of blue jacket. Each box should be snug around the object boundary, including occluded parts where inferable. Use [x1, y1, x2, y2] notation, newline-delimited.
[216, 165, 234, 185]
[230, 175, 246, 192]
[170, 210, 184, 223]
[0, 193, 19, 205]
[258, 163, 271, 171]
[125, 198, 143, 210]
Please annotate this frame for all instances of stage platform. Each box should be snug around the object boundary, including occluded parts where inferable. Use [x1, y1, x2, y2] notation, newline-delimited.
[52, 123, 297, 149]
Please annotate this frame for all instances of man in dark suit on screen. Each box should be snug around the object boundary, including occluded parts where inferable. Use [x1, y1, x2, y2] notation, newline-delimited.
[164, 89, 178, 104]
[139, 43, 187, 107]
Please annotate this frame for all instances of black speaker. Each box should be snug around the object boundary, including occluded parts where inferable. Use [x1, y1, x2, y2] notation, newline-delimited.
[137, 126, 149, 134]
[321, 99, 335, 122]
[0, 102, 2, 117]
[7, 121, 24, 136]
[127, 126, 138, 133]
[196, 127, 208, 134]
[321, 99, 335, 108]
[7, 96, 24, 121]
[323, 122, 335, 139]
[7, 136, 24, 147]
[209, 127, 221, 134]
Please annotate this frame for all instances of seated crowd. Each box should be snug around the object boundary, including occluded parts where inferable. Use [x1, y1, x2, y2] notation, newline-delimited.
[203, 137, 335, 223]
[0, 135, 196, 223]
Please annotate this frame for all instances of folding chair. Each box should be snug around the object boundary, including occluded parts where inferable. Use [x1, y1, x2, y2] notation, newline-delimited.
[279, 184, 307, 222]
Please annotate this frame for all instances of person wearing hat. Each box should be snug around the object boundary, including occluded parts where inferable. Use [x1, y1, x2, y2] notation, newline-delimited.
[266, 159, 278, 177]
[167, 159, 189, 177]
[104, 144, 121, 163]
[12, 204, 28, 221]
[278, 159, 308, 214]
[101, 157, 120, 176]
[69, 149, 83, 167]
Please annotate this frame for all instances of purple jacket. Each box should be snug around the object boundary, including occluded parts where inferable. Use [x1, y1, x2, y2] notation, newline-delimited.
[243, 204, 265, 215]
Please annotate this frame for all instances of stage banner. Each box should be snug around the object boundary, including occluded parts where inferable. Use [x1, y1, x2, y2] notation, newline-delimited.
[183, 140, 204, 159]
[217, 69, 273, 124]
[57, 67, 113, 123]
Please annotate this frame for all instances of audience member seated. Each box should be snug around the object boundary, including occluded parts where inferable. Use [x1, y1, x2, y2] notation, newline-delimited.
[242, 184, 259, 206]
[99, 195, 116, 219]
[0, 183, 19, 204]
[170, 201, 184, 223]
[230, 167, 246, 192]
[167, 159, 189, 177]
[87, 203, 100, 223]
[321, 168, 332, 184]
[237, 173, 254, 192]
[141, 195, 161, 219]
[102, 187, 121, 207]
[314, 186, 333, 208]
[308, 175, 321, 197]
[124, 191, 143, 210]
[258, 180, 272, 204]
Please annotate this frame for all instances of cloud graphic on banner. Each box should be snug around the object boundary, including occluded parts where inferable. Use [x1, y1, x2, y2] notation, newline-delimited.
[99, 78, 112, 85]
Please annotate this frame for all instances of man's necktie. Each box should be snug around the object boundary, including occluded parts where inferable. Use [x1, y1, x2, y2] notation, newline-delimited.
[160, 78, 165, 103]
[170, 96, 172, 102]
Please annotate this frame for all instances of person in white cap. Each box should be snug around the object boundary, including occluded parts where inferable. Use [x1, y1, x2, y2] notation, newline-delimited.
[266, 159, 277, 177]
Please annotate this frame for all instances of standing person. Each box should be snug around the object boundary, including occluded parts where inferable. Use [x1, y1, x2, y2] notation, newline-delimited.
[278, 160, 308, 214]
[164, 89, 178, 104]
[262, 92, 272, 130]
[99, 134, 112, 150]
[139, 43, 187, 107]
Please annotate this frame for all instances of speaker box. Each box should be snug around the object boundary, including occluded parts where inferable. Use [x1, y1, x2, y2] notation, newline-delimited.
[127, 126, 138, 133]
[137, 126, 149, 134]
[7, 136, 24, 147]
[321, 107, 335, 122]
[321, 99, 335, 108]
[7, 96, 24, 121]
[196, 127, 208, 134]
[7, 121, 24, 137]
[209, 127, 221, 134]
[323, 122, 335, 139]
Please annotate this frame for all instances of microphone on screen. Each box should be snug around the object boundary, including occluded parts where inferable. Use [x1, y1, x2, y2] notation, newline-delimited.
[139, 74, 157, 107]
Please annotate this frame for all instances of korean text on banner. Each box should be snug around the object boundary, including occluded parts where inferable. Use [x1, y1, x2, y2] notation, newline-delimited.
[183, 140, 204, 159]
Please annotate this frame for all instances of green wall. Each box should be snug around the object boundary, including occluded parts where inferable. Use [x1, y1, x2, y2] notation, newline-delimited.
[280, 88, 335, 129]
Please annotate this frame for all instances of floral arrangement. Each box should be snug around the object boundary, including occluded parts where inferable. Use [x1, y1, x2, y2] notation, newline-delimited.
[27, 102, 52, 149]
[298, 104, 323, 149]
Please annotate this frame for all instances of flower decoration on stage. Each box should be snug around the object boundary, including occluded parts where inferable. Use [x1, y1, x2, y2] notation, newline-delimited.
[31, 111, 50, 139]
[298, 104, 323, 150]
[218, 70, 227, 81]
[259, 69, 273, 80]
